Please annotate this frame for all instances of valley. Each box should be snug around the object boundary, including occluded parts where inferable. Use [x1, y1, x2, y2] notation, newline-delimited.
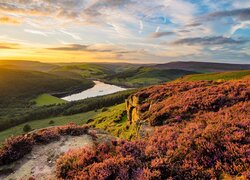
[0, 60, 249, 179]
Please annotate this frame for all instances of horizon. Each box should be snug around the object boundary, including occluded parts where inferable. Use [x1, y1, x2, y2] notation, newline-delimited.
[0, 1, 250, 64]
[1, 59, 250, 65]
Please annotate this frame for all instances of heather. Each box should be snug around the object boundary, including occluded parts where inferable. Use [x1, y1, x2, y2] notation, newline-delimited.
[132, 80, 249, 126]
[56, 80, 250, 179]
[56, 101, 250, 179]
[0, 123, 92, 166]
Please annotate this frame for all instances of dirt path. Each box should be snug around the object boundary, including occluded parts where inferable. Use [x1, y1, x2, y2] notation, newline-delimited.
[0, 130, 115, 180]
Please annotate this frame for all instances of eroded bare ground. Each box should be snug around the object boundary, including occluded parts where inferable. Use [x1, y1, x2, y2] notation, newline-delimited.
[0, 129, 115, 180]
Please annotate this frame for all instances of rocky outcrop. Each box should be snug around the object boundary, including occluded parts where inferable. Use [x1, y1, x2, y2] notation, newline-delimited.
[126, 95, 140, 124]
[126, 94, 155, 138]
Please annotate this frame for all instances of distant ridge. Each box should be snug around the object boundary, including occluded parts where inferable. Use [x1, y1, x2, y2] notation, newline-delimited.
[154, 61, 250, 72]
[0, 60, 58, 72]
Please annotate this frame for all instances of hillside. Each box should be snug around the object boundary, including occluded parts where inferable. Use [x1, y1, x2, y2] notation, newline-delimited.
[0, 60, 58, 72]
[154, 61, 250, 72]
[0, 68, 94, 107]
[104, 67, 196, 87]
[51, 63, 116, 79]
[0, 79, 249, 179]
[178, 70, 250, 81]
[127, 80, 249, 125]
[55, 79, 249, 179]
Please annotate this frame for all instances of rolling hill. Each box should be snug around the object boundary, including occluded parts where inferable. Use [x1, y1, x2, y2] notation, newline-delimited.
[0, 60, 58, 72]
[0, 68, 94, 107]
[178, 70, 250, 81]
[51, 63, 116, 78]
[154, 61, 250, 72]
[104, 67, 197, 87]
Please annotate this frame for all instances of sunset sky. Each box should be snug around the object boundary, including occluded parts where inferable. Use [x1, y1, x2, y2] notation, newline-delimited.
[0, 0, 250, 63]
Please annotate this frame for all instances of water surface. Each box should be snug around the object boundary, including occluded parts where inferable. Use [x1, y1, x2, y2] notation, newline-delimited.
[62, 81, 127, 101]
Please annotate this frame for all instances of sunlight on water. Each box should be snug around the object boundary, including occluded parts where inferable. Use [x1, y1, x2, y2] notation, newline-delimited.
[62, 81, 127, 101]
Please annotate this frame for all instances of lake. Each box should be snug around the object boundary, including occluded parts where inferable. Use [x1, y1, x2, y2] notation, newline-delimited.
[62, 81, 127, 101]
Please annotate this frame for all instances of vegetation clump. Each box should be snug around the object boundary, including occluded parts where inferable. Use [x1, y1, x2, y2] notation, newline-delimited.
[48, 120, 55, 124]
[0, 123, 92, 166]
[23, 124, 32, 132]
[0, 135, 33, 165]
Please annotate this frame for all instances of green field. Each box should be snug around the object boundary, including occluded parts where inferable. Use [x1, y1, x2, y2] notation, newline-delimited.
[105, 67, 196, 87]
[51, 63, 115, 78]
[34, 94, 67, 106]
[0, 103, 134, 144]
[179, 70, 250, 81]
[0, 110, 100, 143]
[0, 102, 136, 144]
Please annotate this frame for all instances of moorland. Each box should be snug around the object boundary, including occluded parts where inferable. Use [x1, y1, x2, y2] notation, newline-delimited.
[0, 60, 249, 179]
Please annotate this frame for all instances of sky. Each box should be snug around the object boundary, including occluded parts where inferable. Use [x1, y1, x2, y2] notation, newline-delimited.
[0, 0, 250, 64]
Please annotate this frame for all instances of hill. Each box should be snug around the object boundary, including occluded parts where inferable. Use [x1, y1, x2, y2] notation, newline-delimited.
[0, 68, 94, 107]
[104, 67, 196, 87]
[0, 60, 58, 72]
[51, 63, 116, 79]
[55, 79, 249, 179]
[178, 70, 250, 81]
[154, 61, 250, 72]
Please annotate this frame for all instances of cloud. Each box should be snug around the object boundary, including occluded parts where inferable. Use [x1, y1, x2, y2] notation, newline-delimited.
[0, 16, 21, 24]
[0, 42, 20, 49]
[139, 20, 143, 34]
[46, 43, 137, 58]
[150, 31, 175, 38]
[172, 36, 248, 46]
[24, 29, 48, 36]
[185, 23, 201, 27]
[47, 43, 119, 53]
[204, 8, 250, 21]
[47, 44, 88, 51]
[230, 21, 250, 34]
[59, 29, 82, 40]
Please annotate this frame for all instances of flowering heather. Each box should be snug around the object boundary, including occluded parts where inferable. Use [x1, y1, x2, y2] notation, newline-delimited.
[132, 80, 249, 126]
[0, 135, 33, 165]
[0, 123, 91, 165]
[56, 80, 250, 179]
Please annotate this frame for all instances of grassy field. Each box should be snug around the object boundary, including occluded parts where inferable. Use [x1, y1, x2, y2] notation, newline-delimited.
[0, 103, 135, 144]
[33, 94, 67, 106]
[178, 70, 250, 81]
[105, 67, 196, 87]
[89, 103, 137, 140]
[0, 110, 100, 144]
[51, 63, 115, 78]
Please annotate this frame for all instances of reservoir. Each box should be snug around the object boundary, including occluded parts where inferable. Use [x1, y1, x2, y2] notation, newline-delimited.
[62, 80, 127, 101]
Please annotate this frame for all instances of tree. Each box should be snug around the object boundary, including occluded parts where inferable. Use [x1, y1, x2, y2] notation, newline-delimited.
[23, 124, 32, 132]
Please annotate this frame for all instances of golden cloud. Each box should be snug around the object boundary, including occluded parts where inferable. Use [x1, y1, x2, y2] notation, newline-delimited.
[0, 42, 20, 49]
[0, 16, 22, 24]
